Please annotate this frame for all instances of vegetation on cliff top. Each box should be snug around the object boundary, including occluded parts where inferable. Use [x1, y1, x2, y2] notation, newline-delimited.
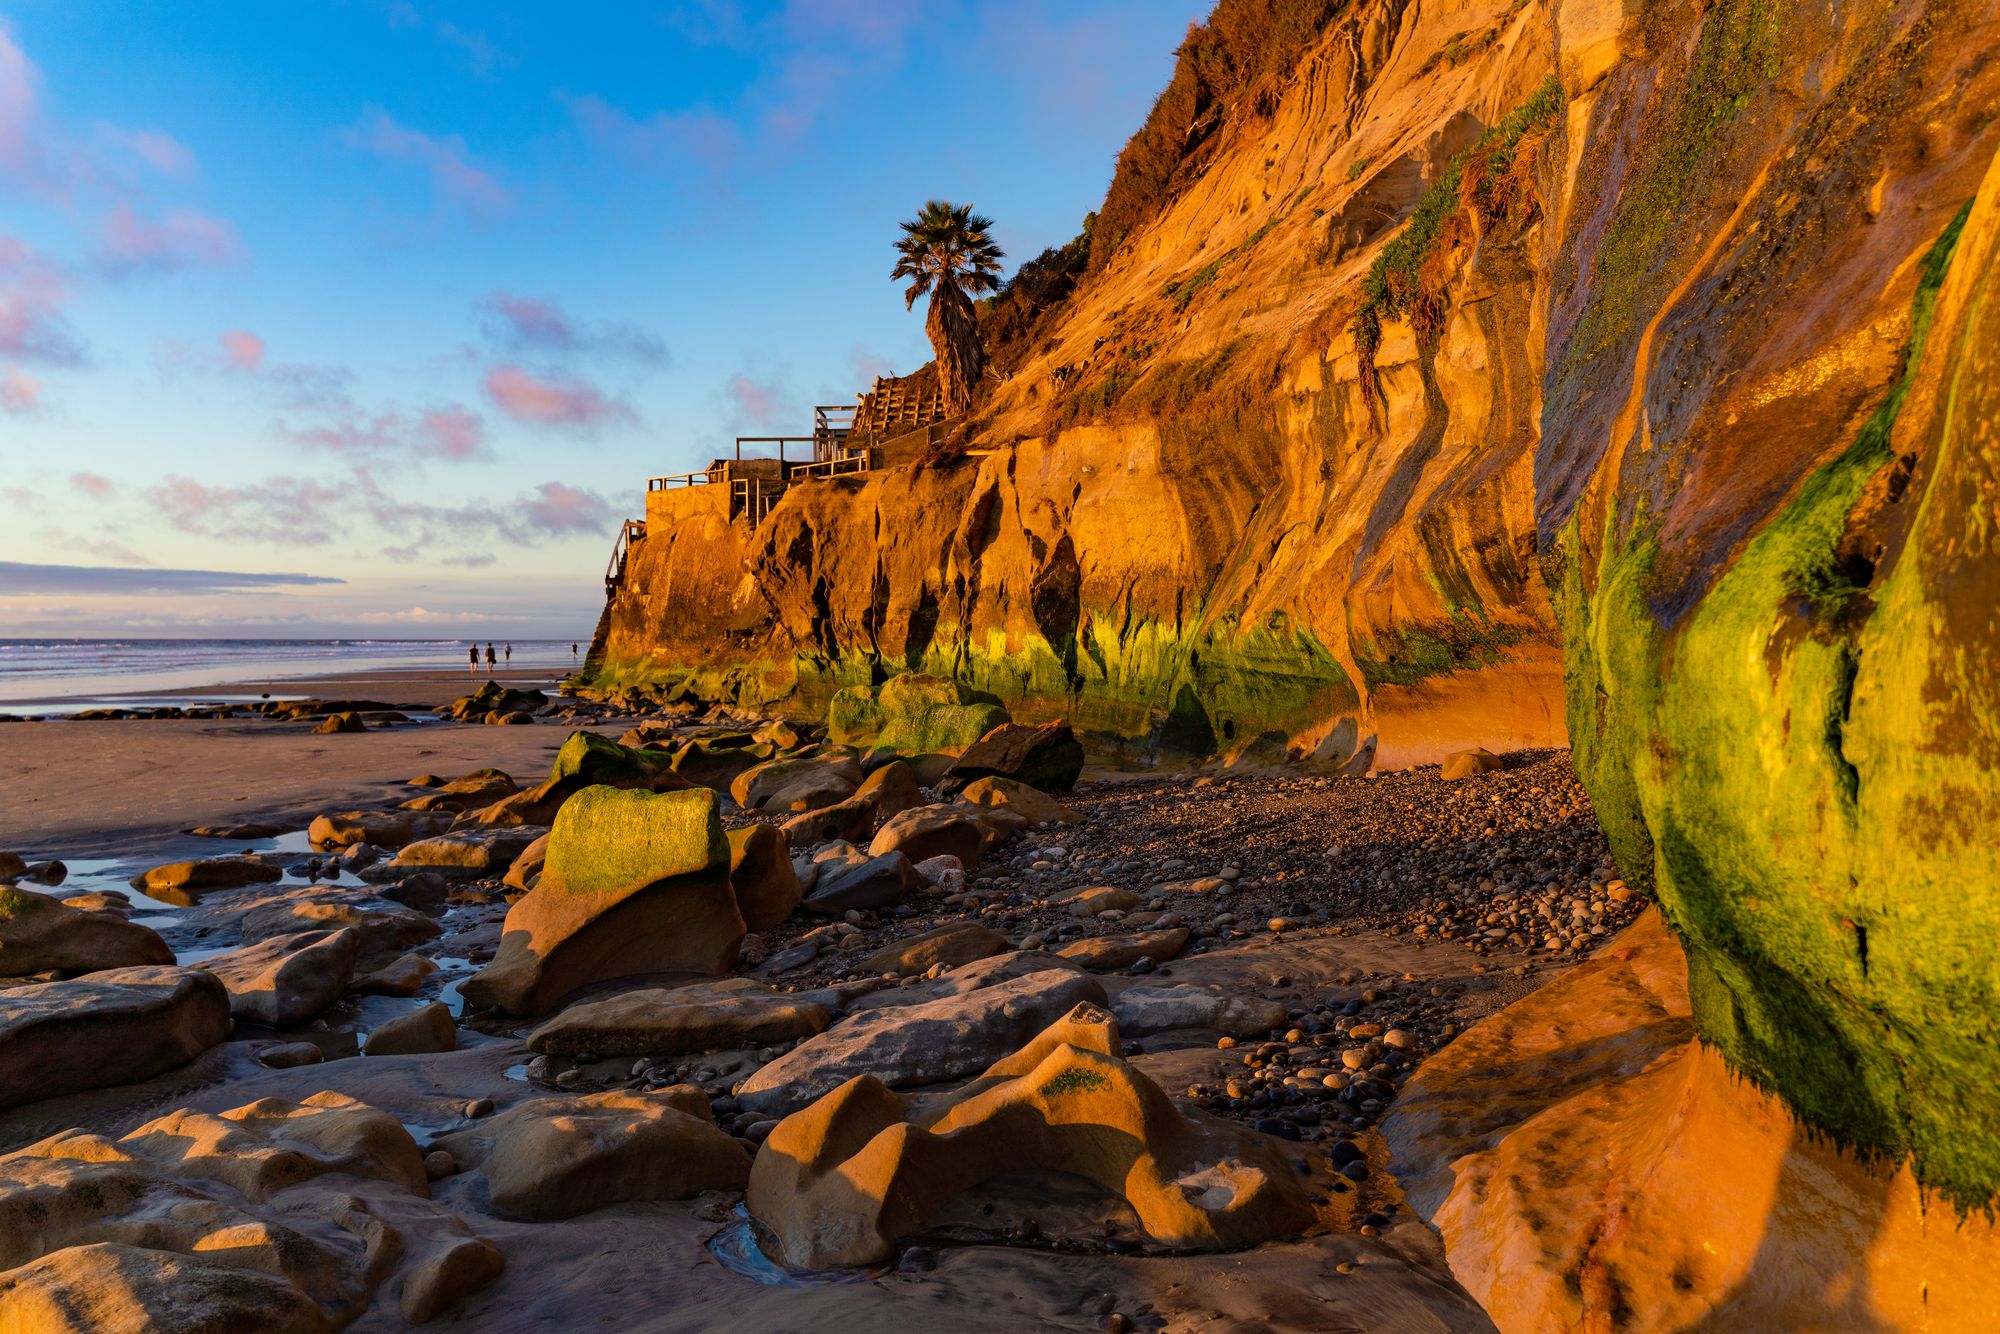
[1089, 0, 1353, 271]
[893, 200, 1005, 412]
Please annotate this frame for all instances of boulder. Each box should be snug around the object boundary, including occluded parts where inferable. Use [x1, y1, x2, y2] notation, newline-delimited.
[727, 824, 801, 930]
[868, 804, 988, 869]
[0, 852, 25, 882]
[0, 967, 232, 1110]
[399, 769, 517, 813]
[1065, 886, 1141, 917]
[312, 711, 365, 734]
[959, 775, 1081, 824]
[127, 858, 281, 905]
[799, 851, 921, 915]
[669, 737, 771, 789]
[457, 786, 739, 1017]
[236, 888, 442, 961]
[1111, 985, 1287, 1038]
[525, 978, 829, 1057]
[940, 719, 1086, 794]
[351, 952, 437, 997]
[502, 833, 550, 892]
[198, 928, 360, 1028]
[363, 1001, 456, 1055]
[0, 886, 172, 978]
[729, 753, 862, 812]
[779, 796, 874, 847]
[433, 1087, 750, 1222]
[736, 966, 1107, 1115]
[1440, 747, 1504, 780]
[855, 759, 924, 819]
[746, 1002, 1312, 1269]
[1055, 928, 1191, 973]
[308, 811, 414, 851]
[381, 828, 543, 880]
[860, 924, 1012, 976]
[442, 680, 547, 720]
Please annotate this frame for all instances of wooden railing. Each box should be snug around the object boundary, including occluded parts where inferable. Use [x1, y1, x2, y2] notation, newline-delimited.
[648, 469, 719, 491]
[788, 451, 872, 480]
[605, 518, 645, 590]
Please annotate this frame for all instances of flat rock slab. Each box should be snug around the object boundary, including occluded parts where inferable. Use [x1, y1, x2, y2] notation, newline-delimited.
[737, 967, 1107, 1116]
[861, 924, 1013, 976]
[1056, 928, 1191, 973]
[236, 888, 442, 961]
[526, 978, 830, 1057]
[1111, 985, 1286, 1039]
[0, 966, 232, 1111]
[128, 858, 282, 905]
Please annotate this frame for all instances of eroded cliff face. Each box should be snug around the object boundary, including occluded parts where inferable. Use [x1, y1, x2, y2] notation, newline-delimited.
[597, 0, 2000, 1233]
[599, 0, 1571, 770]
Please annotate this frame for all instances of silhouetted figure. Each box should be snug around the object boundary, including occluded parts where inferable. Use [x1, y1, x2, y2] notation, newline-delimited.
[571, 643, 578, 662]
[484, 642, 496, 674]
[468, 645, 478, 676]
[504, 642, 512, 666]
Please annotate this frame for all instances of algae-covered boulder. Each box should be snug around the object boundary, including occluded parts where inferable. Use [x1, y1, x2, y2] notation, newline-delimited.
[466, 730, 689, 827]
[458, 786, 740, 1016]
[826, 685, 886, 746]
[826, 674, 1011, 756]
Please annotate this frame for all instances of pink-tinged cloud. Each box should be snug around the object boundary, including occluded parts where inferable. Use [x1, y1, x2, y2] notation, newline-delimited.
[97, 124, 195, 177]
[727, 371, 792, 428]
[0, 365, 39, 413]
[420, 406, 485, 460]
[481, 289, 666, 364]
[520, 481, 612, 535]
[345, 108, 509, 221]
[487, 292, 573, 347]
[483, 365, 634, 430]
[149, 474, 350, 545]
[70, 470, 113, 497]
[220, 328, 266, 371]
[0, 22, 41, 186]
[96, 203, 243, 275]
[0, 233, 81, 365]
[563, 92, 740, 174]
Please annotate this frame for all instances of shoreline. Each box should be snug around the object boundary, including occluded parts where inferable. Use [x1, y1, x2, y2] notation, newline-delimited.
[1, 657, 584, 713]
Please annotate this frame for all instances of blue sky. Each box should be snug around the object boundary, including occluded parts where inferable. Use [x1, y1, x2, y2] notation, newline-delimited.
[0, 0, 1204, 637]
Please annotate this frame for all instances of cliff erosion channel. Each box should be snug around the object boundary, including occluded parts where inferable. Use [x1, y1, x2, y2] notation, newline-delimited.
[582, 0, 2000, 1328]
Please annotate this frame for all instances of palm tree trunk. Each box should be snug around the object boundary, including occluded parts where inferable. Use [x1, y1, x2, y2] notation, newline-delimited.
[926, 283, 983, 412]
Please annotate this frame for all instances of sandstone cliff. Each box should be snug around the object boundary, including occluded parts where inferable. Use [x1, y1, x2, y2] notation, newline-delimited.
[594, 0, 2000, 1247]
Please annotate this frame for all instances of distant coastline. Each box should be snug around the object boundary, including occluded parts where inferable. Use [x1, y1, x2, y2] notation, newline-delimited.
[0, 637, 583, 710]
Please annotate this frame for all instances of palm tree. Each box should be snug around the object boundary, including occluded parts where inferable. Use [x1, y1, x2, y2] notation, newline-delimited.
[892, 200, 1004, 412]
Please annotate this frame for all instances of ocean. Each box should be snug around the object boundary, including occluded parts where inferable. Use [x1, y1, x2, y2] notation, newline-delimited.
[0, 638, 583, 710]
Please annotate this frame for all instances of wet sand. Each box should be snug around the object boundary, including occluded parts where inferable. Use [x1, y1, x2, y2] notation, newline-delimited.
[0, 717, 574, 856]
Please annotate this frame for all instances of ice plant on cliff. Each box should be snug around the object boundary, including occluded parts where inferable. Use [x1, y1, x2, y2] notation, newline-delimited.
[891, 199, 1004, 412]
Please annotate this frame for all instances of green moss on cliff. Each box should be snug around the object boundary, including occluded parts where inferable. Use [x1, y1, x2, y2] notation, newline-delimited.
[1558, 203, 1994, 1206]
[1353, 76, 1563, 410]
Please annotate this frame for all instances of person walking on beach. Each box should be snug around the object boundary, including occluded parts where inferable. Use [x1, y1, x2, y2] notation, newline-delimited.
[504, 642, 512, 666]
[571, 643, 578, 663]
[484, 642, 496, 674]
[468, 644, 478, 676]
